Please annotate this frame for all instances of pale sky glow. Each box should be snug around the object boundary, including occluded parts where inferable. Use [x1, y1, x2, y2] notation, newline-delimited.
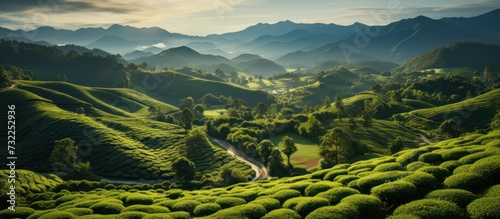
[0, 0, 499, 35]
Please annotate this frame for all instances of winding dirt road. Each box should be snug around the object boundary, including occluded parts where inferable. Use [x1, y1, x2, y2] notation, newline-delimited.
[210, 138, 270, 181]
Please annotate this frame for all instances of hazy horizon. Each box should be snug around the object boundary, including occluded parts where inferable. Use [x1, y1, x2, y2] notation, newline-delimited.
[0, 0, 499, 36]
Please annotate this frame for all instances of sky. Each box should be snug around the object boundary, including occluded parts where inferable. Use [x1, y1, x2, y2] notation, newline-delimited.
[0, 0, 499, 36]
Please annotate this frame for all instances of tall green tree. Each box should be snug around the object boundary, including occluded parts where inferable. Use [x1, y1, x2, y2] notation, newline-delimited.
[389, 137, 405, 154]
[179, 108, 195, 130]
[179, 97, 195, 110]
[438, 119, 460, 138]
[298, 115, 325, 141]
[183, 127, 211, 157]
[324, 95, 332, 108]
[172, 157, 196, 181]
[50, 138, 78, 170]
[319, 128, 352, 167]
[254, 102, 268, 118]
[267, 149, 288, 177]
[280, 136, 297, 166]
[334, 93, 346, 118]
[258, 140, 274, 165]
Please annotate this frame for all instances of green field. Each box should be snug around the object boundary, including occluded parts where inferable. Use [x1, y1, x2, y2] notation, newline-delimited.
[270, 133, 321, 168]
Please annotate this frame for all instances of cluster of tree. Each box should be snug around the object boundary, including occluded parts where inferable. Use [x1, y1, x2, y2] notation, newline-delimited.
[0, 64, 34, 87]
[50, 138, 99, 181]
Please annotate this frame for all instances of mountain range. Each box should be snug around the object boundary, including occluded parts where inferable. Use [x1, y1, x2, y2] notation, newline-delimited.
[0, 9, 499, 68]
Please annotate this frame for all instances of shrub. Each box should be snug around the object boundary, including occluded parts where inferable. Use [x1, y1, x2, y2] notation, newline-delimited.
[262, 208, 302, 219]
[143, 214, 174, 219]
[283, 197, 310, 209]
[30, 200, 56, 210]
[30, 193, 53, 202]
[38, 211, 76, 219]
[54, 195, 81, 206]
[340, 194, 383, 219]
[441, 149, 470, 161]
[443, 172, 488, 192]
[440, 160, 462, 172]
[392, 199, 466, 219]
[468, 155, 500, 185]
[223, 190, 258, 202]
[347, 179, 361, 190]
[193, 203, 221, 217]
[315, 187, 360, 205]
[311, 169, 332, 179]
[215, 197, 247, 209]
[416, 166, 450, 182]
[248, 198, 281, 212]
[483, 185, 500, 198]
[371, 181, 418, 206]
[165, 189, 184, 199]
[63, 208, 94, 216]
[323, 169, 349, 181]
[0, 207, 35, 219]
[172, 200, 201, 214]
[402, 172, 437, 197]
[459, 151, 499, 164]
[288, 182, 314, 195]
[124, 194, 153, 206]
[90, 202, 125, 214]
[453, 164, 472, 174]
[425, 189, 477, 208]
[165, 211, 190, 219]
[304, 181, 342, 196]
[123, 205, 171, 213]
[373, 162, 403, 172]
[335, 175, 359, 185]
[418, 153, 443, 164]
[356, 171, 413, 193]
[467, 197, 500, 219]
[405, 161, 431, 171]
[272, 189, 301, 204]
[305, 203, 358, 219]
[347, 163, 377, 172]
[294, 197, 330, 218]
[396, 149, 428, 166]
[116, 211, 147, 219]
[209, 204, 266, 219]
[104, 184, 116, 190]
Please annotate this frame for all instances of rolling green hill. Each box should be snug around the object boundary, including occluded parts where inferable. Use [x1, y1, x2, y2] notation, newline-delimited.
[397, 88, 500, 131]
[2, 129, 499, 218]
[0, 81, 253, 180]
[397, 42, 500, 72]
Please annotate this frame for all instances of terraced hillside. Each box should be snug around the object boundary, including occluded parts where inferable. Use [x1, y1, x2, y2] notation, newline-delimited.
[1, 130, 499, 218]
[0, 81, 253, 180]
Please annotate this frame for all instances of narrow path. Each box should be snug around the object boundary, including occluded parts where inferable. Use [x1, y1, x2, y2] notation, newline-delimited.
[210, 138, 270, 181]
[419, 134, 433, 144]
[100, 177, 164, 185]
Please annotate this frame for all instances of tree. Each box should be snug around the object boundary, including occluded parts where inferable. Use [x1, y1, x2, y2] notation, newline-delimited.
[298, 115, 325, 141]
[267, 149, 288, 177]
[172, 157, 196, 181]
[334, 93, 345, 118]
[50, 138, 78, 170]
[438, 119, 460, 138]
[254, 102, 268, 118]
[183, 127, 211, 157]
[258, 140, 274, 165]
[389, 137, 404, 154]
[179, 97, 195, 110]
[194, 104, 205, 114]
[371, 84, 382, 93]
[323, 95, 332, 108]
[219, 167, 249, 186]
[280, 136, 297, 166]
[319, 128, 352, 167]
[148, 106, 159, 118]
[179, 108, 195, 130]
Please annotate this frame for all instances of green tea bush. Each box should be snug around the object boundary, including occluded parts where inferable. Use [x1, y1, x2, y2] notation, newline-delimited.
[347, 163, 377, 172]
[402, 172, 437, 197]
[468, 155, 500, 185]
[123, 205, 171, 213]
[392, 199, 465, 219]
[0, 207, 35, 219]
[315, 187, 360, 205]
[467, 197, 500, 219]
[373, 162, 403, 172]
[418, 153, 443, 164]
[443, 172, 488, 192]
[340, 194, 383, 219]
[323, 169, 349, 181]
[453, 164, 472, 174]
[248, 198, 281, 212]
[77, 215, 110, 219]
[165, 211, 190, 219]
[405, 161, 431, 171]
[63, 208, 94, 216]
[124, 194, 153, 206]
[371, 181, 418, 206]
[356, 171, 413, 193]
[425, 189, 477, 208]
[172, 200, 201, 214]
[30, 193, 54, 202]
[440, 160, 462, 172]
[334, 175, 359, 185]
[208, 204, 266, 219]
[104, 184, 116, 190]
[215, 197, 247, 209]
[311, 169, 333, 179]
[348, 168, 372, 176]
[115, 211, 147, 219]
[262, 208, 302, 219]
[483, 185, 500, 197]
[347, 179, 361, 190]
[288, 181, 314, 195]
[304, 181, 342, 196]
[416, 166, 450, 182]
[38, 211, 76, 219]
[441, 149, 471, 161]
[54, 194, 81, 206]
[74, 199, 103, 208]
[165, 189, 184, 199]
[30, 200, 55, 210]
[89, 202, 125, 214]
[143, 214, 174, 219]
[283, 197, 311, 209]
[272, 189, 301, 204]
[459, 151, 499, 164]
[305, 203, 358, 219]
[396, 149, 428, 166]
[223, 190, 258, 202]
[193, 203, 221, 217]
[294, 197, 330, 218]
